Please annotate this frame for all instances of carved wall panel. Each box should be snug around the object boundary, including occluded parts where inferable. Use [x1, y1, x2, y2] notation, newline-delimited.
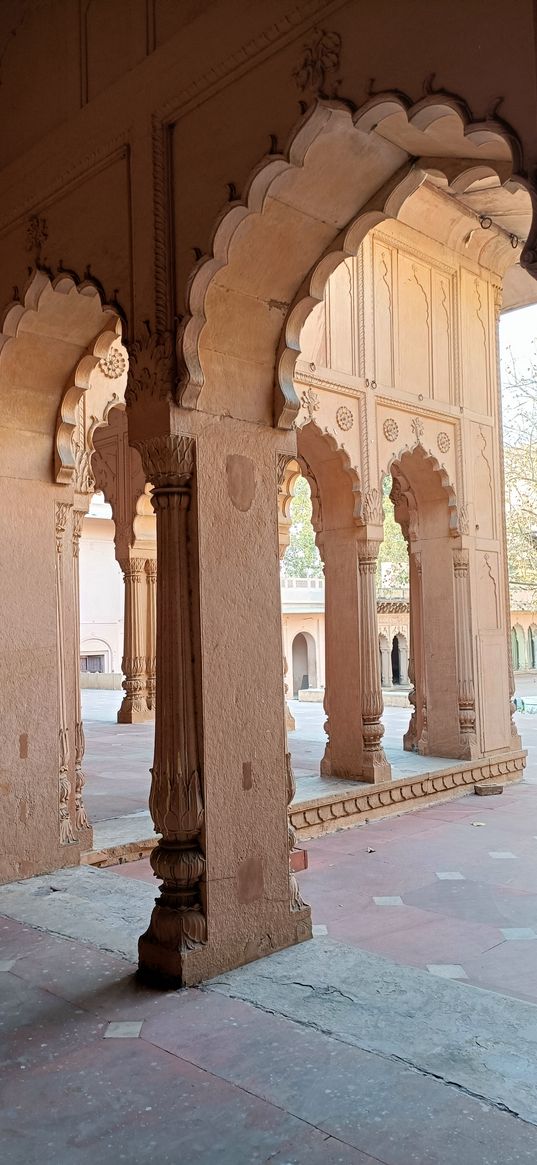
[326, 259, 354, 375]
[373, 239, 395, 388]
[460, 270, 491, 416]
[397, 254, 431, 400]
[476, 551, 500, 631]
[471, 424, 495, 540]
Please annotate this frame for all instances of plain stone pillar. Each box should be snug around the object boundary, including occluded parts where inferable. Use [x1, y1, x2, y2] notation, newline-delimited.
[358, 539, 391, 783]
[317, 529, 364, 780]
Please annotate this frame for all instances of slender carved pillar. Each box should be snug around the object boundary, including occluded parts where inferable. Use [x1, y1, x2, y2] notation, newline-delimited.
[317, 529, 364, 780]
[136, 435, 206, 987]
[72, 508, 90, 834]
[145, 557, 157, 713]
[453, 548, 479, 756]
[117, 556, 151, 723]
[414, 553, 429, 754]
[277, 457, 296, 733]
[55, 503, 76, 845]
[404, 549, 423, 752]
[357, 539, 391, 782]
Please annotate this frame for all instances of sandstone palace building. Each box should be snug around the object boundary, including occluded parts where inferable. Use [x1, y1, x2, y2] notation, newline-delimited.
[1, 0, 537, 988]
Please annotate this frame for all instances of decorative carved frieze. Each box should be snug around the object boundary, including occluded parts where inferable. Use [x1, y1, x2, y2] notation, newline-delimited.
[126, 331, 174, 409]
[362, 488, 383, 526]
[299, 386, 320, 423]
[293, 28, 342, 99]
[383, 417, 399, 442]
[134, 435, 195, 488]
[336, 405, 353, 431]
[290, 756, 525, 838]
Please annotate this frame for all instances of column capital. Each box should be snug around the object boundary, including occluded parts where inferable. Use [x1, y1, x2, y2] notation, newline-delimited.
[357, 538, 382, 568]
[119, 556, 146, 580]
[453, 547, 470, 576]
[134, 435, 195, 491]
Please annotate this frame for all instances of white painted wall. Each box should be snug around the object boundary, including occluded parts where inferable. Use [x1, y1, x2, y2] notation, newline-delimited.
[80, 513, 123, 674]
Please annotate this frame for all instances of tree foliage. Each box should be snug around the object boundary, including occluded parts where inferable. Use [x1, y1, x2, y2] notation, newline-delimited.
[281, 475, 323, 577]
[377, 476, 409, 591]
[502, 344, 537, 593]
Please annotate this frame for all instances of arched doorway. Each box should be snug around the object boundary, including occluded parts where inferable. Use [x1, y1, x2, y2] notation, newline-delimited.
[391, 636, 401, 685]
[292, 630, 317, 695]
[528, 625, 537, 669]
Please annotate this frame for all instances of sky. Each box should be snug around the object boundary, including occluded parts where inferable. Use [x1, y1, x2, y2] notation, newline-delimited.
[500, 303, 537, 383]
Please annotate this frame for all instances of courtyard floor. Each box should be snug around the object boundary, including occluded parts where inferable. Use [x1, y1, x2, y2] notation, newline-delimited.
[82, 691, 469, 851]
[3, 694, 537, 1162]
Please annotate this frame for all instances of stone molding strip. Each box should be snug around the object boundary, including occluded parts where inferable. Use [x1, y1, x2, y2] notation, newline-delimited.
[291, 752, 526, 839]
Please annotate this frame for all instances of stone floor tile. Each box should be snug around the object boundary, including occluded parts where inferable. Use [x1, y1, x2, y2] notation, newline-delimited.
[312, 924, 328, 935]
[0, 958, 17, 971]
[435, 871, 465, 880]
[488, 851, 518, 859]
[373, 896, 404, 906]
[500, 927, 536, 940]
[426, 963, 468, 979]
[104, 1019, 143, 1037]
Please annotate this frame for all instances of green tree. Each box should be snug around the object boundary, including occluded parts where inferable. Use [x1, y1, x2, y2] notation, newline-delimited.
[281, 475, 323, 577]
[501, 346, 537, 592]
[377, 476, 409, 591]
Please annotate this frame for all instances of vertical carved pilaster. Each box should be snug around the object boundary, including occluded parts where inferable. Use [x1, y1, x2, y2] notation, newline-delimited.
[493, 282, 522, 747]
[145, 557, 157, 714]
[117, 557, 150, 723]
[414, 553, 429, 754]
[357, 540, 391, 782]
[404, 549, 420, 752]
[55, 502, 76, 845]
[276, 453, 296, 734]
[453, 548, 478, 754]
[286, 752, 305, 912]
[72, 509, 89, 831]
[135, 435, 206, 986]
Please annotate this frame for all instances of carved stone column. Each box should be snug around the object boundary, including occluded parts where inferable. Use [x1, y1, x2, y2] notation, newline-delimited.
[55, 503, 76, 846]
[135, 435, 206, 987]
[453, 548, 479, 757]
[72, 508, 90, 837]
[145, 556, 157, 713]
[317, 529, 364, 780]
[117, 556, 151, 723]
[357, 539, 391, 783]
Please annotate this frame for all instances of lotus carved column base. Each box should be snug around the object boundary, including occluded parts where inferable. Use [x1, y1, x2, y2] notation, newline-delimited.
[138, 839, 206, 989]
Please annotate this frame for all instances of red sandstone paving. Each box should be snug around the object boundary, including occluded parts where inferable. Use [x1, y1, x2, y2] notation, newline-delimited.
[106, 780, 537, 1005]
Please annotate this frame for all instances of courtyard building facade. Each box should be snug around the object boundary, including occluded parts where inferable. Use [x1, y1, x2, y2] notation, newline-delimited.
[2, 1, 537, 992]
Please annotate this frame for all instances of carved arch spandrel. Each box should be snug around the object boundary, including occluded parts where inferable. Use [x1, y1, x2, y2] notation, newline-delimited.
[55, 322, 129, 490]
[175, 94, 533, 429]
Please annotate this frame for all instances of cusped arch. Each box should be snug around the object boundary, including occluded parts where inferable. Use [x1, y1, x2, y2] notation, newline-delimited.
[0, 269, 127, 485]
[176, 95, 534, 429]
[388, 444, 460, 538]
[296, 418, 361, 531]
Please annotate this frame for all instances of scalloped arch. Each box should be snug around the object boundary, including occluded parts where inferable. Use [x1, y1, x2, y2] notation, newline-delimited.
[176, 94, 534, 430]
[388, 443, 460, 537]
[296, 419, 362, 531]
[0, 269, 128, 485]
